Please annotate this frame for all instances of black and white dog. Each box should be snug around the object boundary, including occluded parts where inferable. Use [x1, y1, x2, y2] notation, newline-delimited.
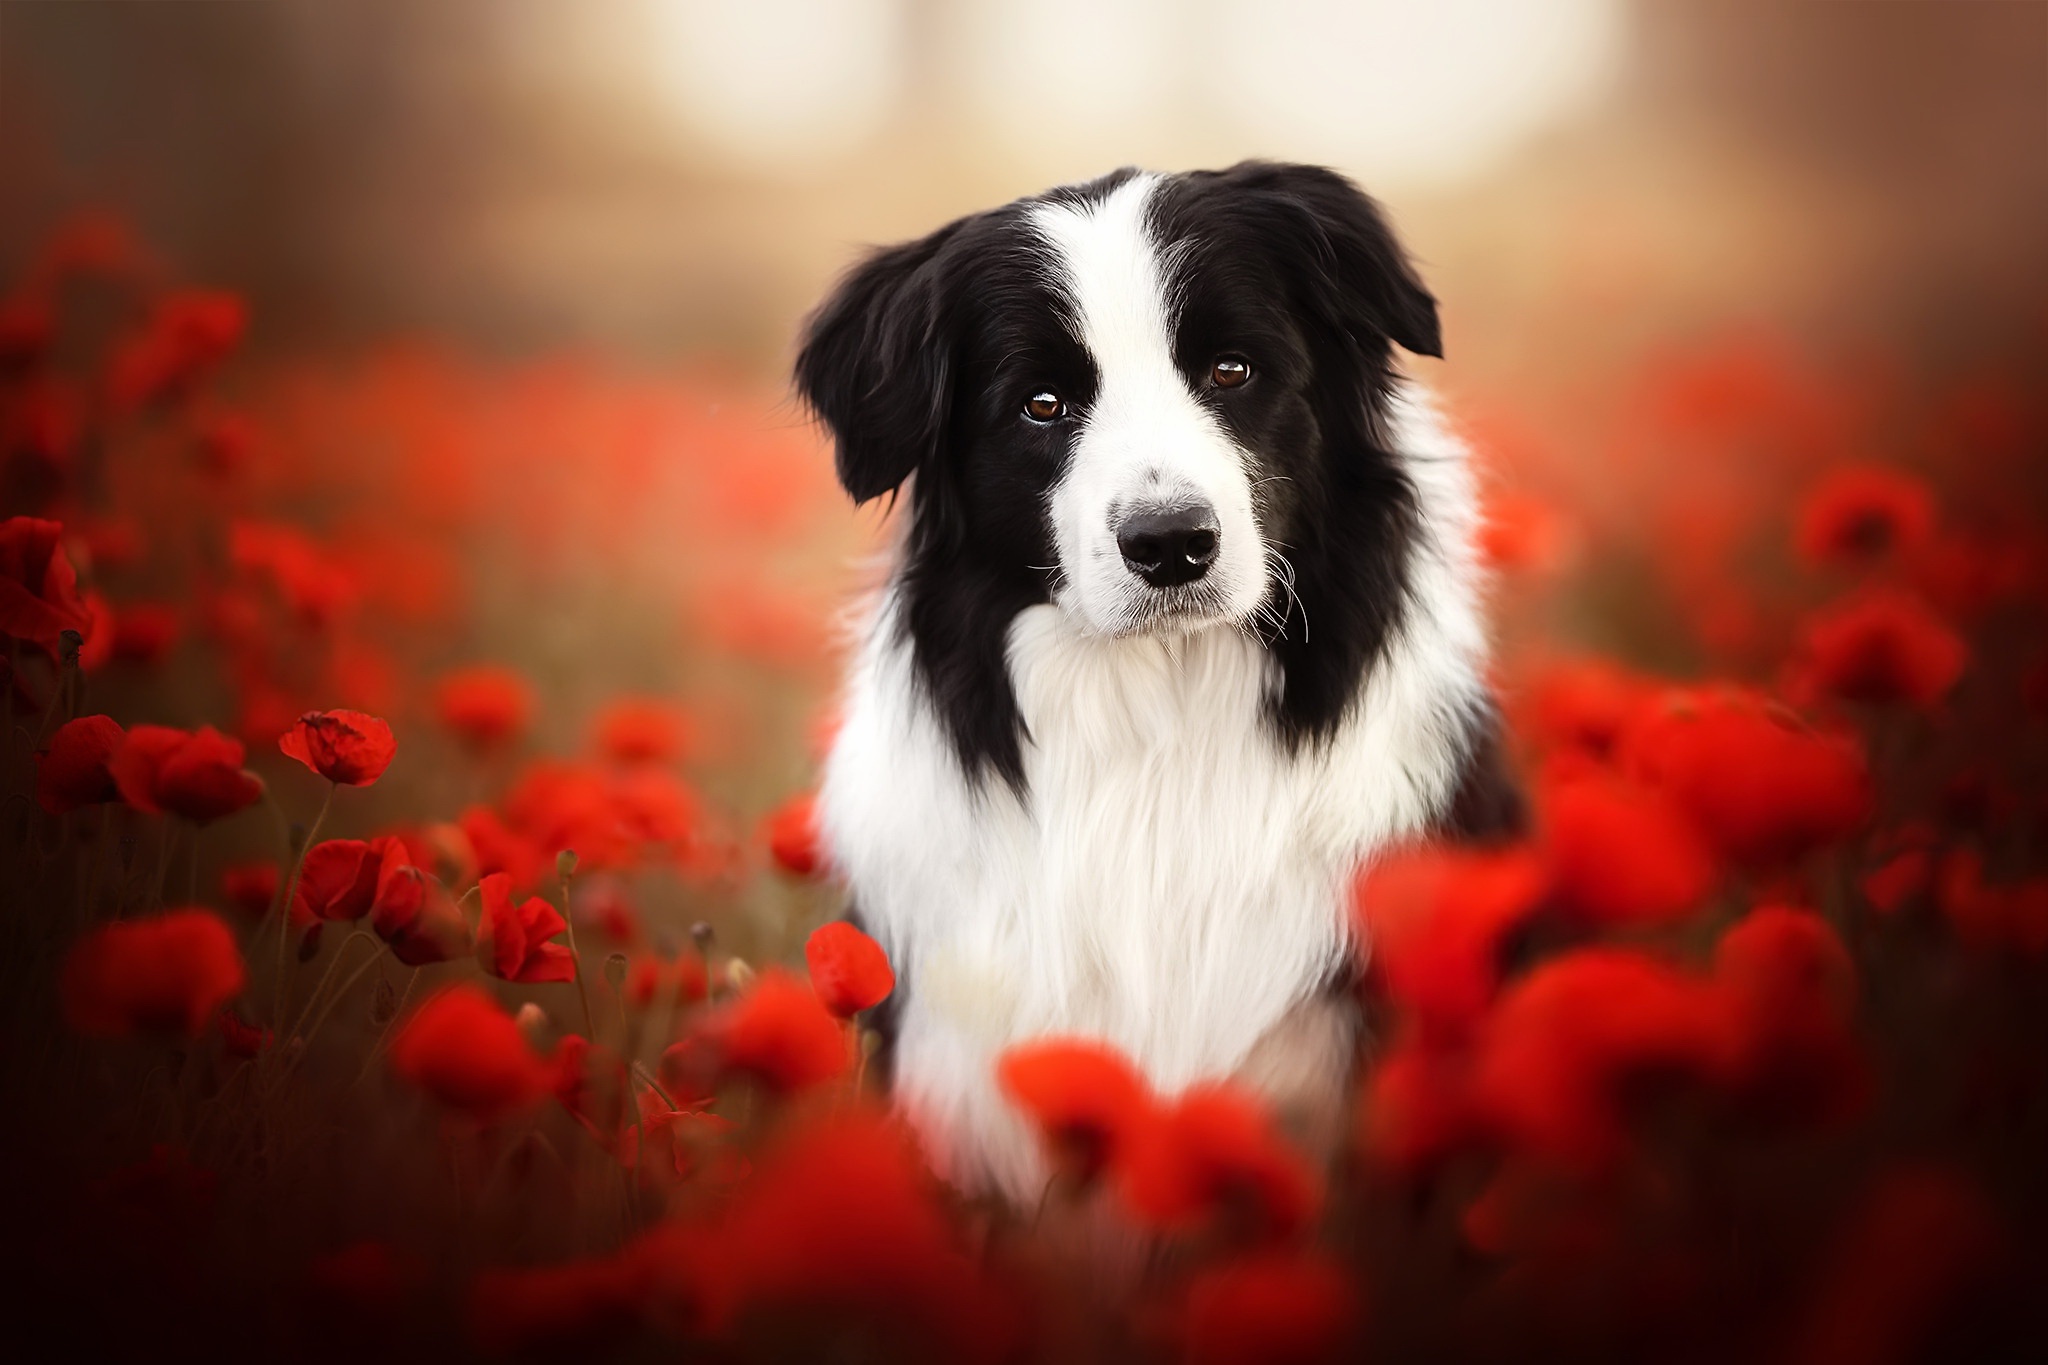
[796, 162, 1513, 1201]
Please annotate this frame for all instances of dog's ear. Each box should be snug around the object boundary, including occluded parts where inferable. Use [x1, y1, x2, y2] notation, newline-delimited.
[1227, 162, 1442, 360]
[795, 224, 963, 504]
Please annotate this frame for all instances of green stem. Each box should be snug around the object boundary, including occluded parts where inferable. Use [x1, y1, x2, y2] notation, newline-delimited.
[353, 966, 421, 1087]
[561, 872, 597, 1042]
[286, 927, 376, 1042]
[271, 782, 335, 1027]
[275, 953, 383, 1086]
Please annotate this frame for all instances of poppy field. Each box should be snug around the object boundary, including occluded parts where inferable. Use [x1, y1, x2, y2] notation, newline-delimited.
[3, 213, 2047, 1363]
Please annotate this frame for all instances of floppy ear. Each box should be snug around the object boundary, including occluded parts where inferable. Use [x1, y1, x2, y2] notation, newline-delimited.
[794, 225, 962, 504]
[1228, 161, 1442, 360]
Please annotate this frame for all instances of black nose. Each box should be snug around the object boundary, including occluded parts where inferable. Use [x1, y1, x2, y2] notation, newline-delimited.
[1116, 504, 1219, 587]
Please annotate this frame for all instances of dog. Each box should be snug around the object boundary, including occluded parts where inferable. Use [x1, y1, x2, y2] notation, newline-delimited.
[794, 162, 1515, 1204]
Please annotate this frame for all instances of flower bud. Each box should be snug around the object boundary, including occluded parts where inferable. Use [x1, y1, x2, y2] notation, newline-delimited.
[603, 952, 629, 990]
[556, 848, 579, 880]
[296, 922, 324, 963]
[690, 921, 715, 953]
[515, 1001, 548, 1041]
[369, 977, 399, 1026]
[724, 958, 755, 994]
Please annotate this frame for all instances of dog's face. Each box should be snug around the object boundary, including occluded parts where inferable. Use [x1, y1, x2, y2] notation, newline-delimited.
[797, 163, 1441, 780]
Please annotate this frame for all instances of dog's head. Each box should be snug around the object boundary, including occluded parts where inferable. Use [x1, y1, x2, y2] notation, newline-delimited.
[797, 162, 1441, 780]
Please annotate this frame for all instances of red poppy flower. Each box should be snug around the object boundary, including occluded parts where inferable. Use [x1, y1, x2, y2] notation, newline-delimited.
[1476, 491, 1567, 573]
[0, 289, 55, 365]
[434, 665, 535, 749]
[294, 839, 382, 922]
[1169, 1251, 1360, 1365]
[216, 1007, 271, 1059]
[476, 871, 575, 984]
[700, 967, 851, 1094]
[1121, 1082, 1322, 1241]
[61, 909, 247, 1039]
[804, 921, 894, 1018]
[675, 950, 710, 1006]
[1518, 657, 1653, 761]
[1935, 850, 2048, 956]
[717, 1109, 1018, 1358]
[626, 1093, 747, 1194]
[997, 1037, 1156, 1186]
[108, 603, 179, 667]
[36, 714, 125, 814]
[1472, 948, 1740, 1171]
[388, 984, 550, 1122]
[371, 839, 472, 966]
[110, 724, 263, 825]
[575, 878, 642, 945]
[228, 520, 357, 627]
[466, 1257, 651, 1356]
[0, 516, 93, 653]
[1539, 765, 1717, 929]
[1863, 847, 1934, 916]
[608, 767, 701, 852]
[1712, 906, 1867, 1127]
[1353, 842, 1548, 1043]
[549, 1033, 630, 1147]
[763, 791, 825, 878]
[1790, 591, 1967, 710]
[1625, 690, 1871, 869]
[457, 806, 547, 891]
[591, 697, 695, 765]
[1793, 464, 1934, 569]
[279, 709, 397, 786]
[1357, 1031, 1484, 1175]
[106, 288, 248, 411]
[221, 861, 281, 919]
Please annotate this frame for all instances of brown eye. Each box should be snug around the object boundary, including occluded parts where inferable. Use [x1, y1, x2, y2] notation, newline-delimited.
[1211, 356, 1252, 389]
[1023, 390, 1065, 423]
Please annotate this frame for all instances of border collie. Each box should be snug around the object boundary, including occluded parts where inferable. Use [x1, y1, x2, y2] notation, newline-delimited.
[795, 162, 1514, 1203]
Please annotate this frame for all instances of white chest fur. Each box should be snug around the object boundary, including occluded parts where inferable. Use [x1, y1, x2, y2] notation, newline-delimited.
[817, 392, 1487, 1200]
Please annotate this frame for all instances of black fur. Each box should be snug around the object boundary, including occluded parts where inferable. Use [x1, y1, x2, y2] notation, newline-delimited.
[795, 162, 1446, 787]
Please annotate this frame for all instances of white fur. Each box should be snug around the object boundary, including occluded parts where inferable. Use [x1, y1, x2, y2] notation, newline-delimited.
[1031, 175, 1269, 635]
[817, 178, 1489, 1203]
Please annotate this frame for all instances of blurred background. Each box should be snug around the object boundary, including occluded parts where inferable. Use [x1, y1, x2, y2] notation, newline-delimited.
[2, 0, 2044, 951]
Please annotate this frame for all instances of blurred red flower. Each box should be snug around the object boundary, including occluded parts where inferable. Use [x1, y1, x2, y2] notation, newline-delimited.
[1539, 765, 1717, 928]
[216, 1007, 271, 1059]
[1935, 850, 2048, 956]
[1121, 1082, 1322, 1242]
[388, 984, 549, 1122]
[804, 920, 894, 1019]
[466, 1257, 650, 1356]
[1626, 690, 1870, 868]
[476, 871, 575, 984]
[1477, 491, 1567, 573]
[36, 713, 125, 814]
[371, 840, 472, 966]
[997, 1037, 1155, 1187]
[1712, 906, 1867, 1127]
[699, 967, 851, 1094]
[1357, 1031, 1484, 1175]
[1790, 591, 1968, 710]
[107, 288, 247, 411]
[61, 909, 247, 1039]
[220, 861, 280, 919]
[1793, 464, 1934, 569]
[228, 521, 358, 627]
[591, 696, 695, 765]
[0, 515, 93, 653]
[1353, 842, 1548, 1043]
[457, 805, 547, 891]
[1169, 1250, 1359, 1365]
[1518, 657, 1654, 761]
[106, 603, 180, 667]
[110, 724, 263, 824]
[295, 839, 381, 922]
[434, 665, 535, 749]
[279, 708, 397, 786]
[1863, 847, 1934, 915]
[763, 791, 824, 878]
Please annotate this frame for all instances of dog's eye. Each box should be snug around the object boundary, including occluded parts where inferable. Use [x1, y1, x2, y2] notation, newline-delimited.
[1022, 390, 1066, 423]
[1211, 356, 1252, 389]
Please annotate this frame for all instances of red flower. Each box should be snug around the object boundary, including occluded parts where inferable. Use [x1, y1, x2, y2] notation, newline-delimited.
[294, 839, 382, 922]
[1169, 1251, 1360, 1365]
[370, 840, 472, 966]
[457, 805, 547, 890]
[62, 909, 247, 1039]
[591, 697, 695, 765]
[1625, 689, 1871, 869]
[575, 877, 643, 945]
[434, 665, 535, 749]
[1518, 657, 1653, 761]
[221, 861, 280, 919]
[1712, 906, 1867, 1127]
[1935, 850, 2048, 956]
[216, 1007, 271, 1059]
[804, 920, 894, 1018]
[997, 1038, 1155, 1185]
[1353, 842, 1547, 1043]
[476, 871, 575, 984]
[108, 603, 180, 667]
[1863, 847, 1934, 915]
[228, 521, 357, 627]
[549, 1034, 631, 1147]
[0, 516, 93, 653]
[700, 967, 851, 1094]
[279, 709, 397, 786]
[1121, 1082, 1322, 1242]
[1790, 591, 1968, 710]
[466, 1258, 650, 1356]
[107, 288, 248, 411]
[1539, 764, 1717, 928]
[1472, 949, 1740, 1171]
[1476, 491, 1567, 573]
[36, 714, 125, 814]
[110, 724, 263, 824]
[389, 984, 550, 1122]
[1794, 464, 1934, 569]
[763, 791, 825, 878]
[1357, 1032, 1484, 1175]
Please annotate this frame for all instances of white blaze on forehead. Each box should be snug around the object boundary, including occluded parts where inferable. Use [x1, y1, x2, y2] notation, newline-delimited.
[1026, 174, 1270, 633]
